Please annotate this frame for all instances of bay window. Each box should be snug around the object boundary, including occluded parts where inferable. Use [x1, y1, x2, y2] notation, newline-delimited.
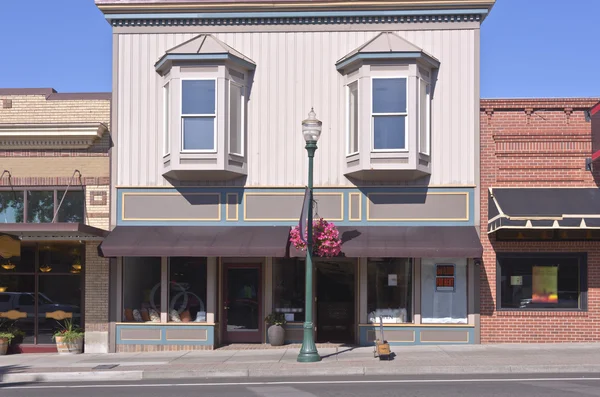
[156, 34, 254, 180]
[336, 32, 438, 181]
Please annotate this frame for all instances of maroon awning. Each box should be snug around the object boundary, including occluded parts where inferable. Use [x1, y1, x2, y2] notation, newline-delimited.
[291, 226, 482, 258]
[0, 223, 108, 241]
[99, 226, 291, 257]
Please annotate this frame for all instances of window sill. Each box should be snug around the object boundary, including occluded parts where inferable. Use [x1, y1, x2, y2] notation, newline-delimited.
[496, 311, 587, 317]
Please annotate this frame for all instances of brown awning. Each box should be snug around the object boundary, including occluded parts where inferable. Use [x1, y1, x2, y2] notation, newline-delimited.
[99, 226, 291, 257]
[331, 226, 482, 258]
[0, 223, 108, 241]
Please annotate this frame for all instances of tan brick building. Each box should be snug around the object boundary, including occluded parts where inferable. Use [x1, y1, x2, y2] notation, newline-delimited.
[480, 98, 600, 343]
[0, 88, 111, 353]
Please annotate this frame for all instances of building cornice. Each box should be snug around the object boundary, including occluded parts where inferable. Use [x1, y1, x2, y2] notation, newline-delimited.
[104, 9, 487, 27]
[0, 123, 108, 150]
[95, 0, 495, 13]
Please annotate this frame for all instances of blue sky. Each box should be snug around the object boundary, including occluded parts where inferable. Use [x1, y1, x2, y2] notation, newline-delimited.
[0, 0, 598, 98]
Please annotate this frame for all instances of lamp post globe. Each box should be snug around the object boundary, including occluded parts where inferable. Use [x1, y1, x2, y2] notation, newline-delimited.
[302, 108, 322, 143]
[297, 108, 322, 363]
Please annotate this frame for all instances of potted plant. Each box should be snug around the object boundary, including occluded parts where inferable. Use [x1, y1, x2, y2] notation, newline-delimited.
[265, 313, 287, 346]
[0, 332, 14, 355]
[52, 319, 84, 354]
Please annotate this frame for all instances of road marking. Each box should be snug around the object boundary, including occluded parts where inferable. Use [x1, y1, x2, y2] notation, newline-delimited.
[4, 377, 600, 390]
[248, 386, 318, 396]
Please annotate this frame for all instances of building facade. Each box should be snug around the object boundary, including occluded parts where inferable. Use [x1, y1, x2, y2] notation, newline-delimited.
[0, 88, 111, 353]
[480, 98, 600, 343]
[96, 0, 493, 352]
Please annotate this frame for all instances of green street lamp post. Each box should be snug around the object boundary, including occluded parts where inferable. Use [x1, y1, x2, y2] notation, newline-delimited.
[297, 108, 322, 363]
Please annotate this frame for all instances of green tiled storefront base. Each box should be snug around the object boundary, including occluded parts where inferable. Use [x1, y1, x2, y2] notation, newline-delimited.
[359, 325, 475, 345]
[116, 324, 216, 350]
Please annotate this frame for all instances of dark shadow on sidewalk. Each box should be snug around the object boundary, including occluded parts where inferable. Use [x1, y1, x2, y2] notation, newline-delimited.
[0, 364, 37, 388]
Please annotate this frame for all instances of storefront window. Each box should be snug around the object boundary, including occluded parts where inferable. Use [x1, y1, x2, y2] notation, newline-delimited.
[0, 243, 83, 345]
[168, 257, 207, 323]
[497, 253, 586, 310]
[0, 191, 24, 223]
[421, 258, 467, 324]
[122, 257, 161, 323]
[26, 191, 55, 223]
[37, 276, 82, 344]
[272, 258, 305, 323]
[367, 258, 412, 324]
[56, 191, 85, 223]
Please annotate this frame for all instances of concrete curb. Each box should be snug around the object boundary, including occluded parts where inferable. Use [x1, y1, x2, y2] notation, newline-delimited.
[3, 364, 600, 383]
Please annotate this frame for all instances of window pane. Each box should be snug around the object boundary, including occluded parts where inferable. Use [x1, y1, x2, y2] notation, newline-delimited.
[164, 83, 170, 155]
[183, 117, 215, 150]
[272, 258, 305, 322]
[182, 80, 215, 115]
[348, 82, 359, 154]
[0, 275, 35, 344]
[373, 115, 406, 150]
[499, 255, 582, 310]
[419, 80, 430, 155]
[56, 191, 84, 223]
[0, 191, 24, 223]
[367, 258, 412, 324]
[122, 257, 161, 323]
[421, 259, 467, 323]
[168, 257, 207, 323]
[372, 78, 406, 113]
[0, 244, 35, 273]
[37, 275, 82, 344]
[229, 84, 243, 155]
[27, 191, 54, 223]
[39, 243, 84, 274]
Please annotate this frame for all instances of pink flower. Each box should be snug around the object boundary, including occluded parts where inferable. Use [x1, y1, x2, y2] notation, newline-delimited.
[290, 218, 342, 257]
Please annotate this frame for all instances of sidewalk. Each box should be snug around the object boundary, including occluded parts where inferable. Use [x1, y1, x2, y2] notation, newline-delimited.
[2, 343, 600, 383]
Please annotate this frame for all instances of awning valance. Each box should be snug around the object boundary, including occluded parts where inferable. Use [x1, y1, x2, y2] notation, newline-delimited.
[99, 226, 291, 258]
[0, 223, 108, 241]
[291, 226, 482, 258]
[488, 187, 600, 233]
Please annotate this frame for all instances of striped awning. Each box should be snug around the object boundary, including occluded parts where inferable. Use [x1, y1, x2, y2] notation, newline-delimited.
[488, 187, 600, 234]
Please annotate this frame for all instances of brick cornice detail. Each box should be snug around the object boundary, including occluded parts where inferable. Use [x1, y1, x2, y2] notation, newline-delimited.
[0, 177, 110, 186]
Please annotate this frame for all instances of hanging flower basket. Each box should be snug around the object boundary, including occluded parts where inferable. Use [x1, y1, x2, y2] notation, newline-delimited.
[290, 218, 342, 257]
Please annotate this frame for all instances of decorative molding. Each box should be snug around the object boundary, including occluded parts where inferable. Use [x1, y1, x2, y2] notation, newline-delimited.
[109, 13, 483, 27]
[0, 123, 108, 150]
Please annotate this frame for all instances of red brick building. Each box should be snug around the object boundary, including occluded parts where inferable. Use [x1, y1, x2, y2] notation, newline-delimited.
[480, 98, 600, 343]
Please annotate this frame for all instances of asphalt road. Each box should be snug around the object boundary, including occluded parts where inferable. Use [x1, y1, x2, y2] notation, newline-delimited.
[3, 374, 600, 396]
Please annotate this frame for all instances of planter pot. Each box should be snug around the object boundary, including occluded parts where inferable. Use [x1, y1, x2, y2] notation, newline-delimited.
[55, 336, 83, 354]
[0, 338, 8, 355]
[267, 325, 285, 346]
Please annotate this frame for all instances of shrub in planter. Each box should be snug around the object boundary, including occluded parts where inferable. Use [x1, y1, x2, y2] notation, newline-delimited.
[52, 319, 84, 354]
[265, 313, 287, 346]
[0, 332, 15, 355]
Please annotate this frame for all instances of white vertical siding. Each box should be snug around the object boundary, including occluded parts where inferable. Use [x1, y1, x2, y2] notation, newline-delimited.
[117, 28, 477, 187]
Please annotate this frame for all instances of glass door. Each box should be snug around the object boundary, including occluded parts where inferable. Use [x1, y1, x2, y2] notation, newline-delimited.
[222, 264, 262, 343]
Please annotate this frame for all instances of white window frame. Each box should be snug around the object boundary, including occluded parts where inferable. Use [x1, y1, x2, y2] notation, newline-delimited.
[163, 82, 170, 156]
[180, 78, 218, 153]
[418, 78, 431, 156]
[370, 76, 409, 152]
[228, 80, 245, 157]
[346, 80, 360, 156]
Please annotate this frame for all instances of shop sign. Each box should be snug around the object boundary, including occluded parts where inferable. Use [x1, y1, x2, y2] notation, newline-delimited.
[388, 274, 397, 286]
[532, 266, 558, 303]
[0, 234, 20, 259]
[435, 263, 455, 292]
[510, 276, 523, 286]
